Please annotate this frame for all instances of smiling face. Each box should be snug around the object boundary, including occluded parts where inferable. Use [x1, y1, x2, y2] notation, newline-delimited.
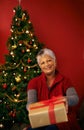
[38, 54, 56, 75]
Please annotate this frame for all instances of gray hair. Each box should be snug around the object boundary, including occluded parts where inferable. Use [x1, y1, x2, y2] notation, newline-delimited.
[36, 48, 56, 64]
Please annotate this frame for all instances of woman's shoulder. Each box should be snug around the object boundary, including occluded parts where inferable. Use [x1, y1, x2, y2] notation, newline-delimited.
[28, 73, 42, 83]
[27, 74, 43, 90]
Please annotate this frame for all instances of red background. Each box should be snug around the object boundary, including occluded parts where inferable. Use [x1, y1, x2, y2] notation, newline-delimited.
[0, 0, 84, 108]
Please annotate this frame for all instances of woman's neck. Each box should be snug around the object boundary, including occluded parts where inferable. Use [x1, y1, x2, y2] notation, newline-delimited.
[46, 72, 56, 87]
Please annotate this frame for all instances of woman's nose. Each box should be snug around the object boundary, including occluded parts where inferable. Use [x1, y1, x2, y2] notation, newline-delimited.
[45, 61, 49, 66]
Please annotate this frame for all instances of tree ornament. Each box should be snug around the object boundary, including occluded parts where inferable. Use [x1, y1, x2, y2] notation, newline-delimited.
[9, 111, 13, 117]
[22, 49, 25, 53]
[35, 46, 38, 49]
[15, 76, 21, 82]
[24, 67, 27, 72]
[12, 86, 16, 91]
[12, 44, 17, 50]
[3, 83, 7, 89]
[22, 13, 26, 20]
[27, 58, 32, 63]
[12, 112, 16, 118]
[30, 33, 33, 37]
[33, 44, 37, 48]
[14, 98, 18, 102]
[30, 40, 33, 44]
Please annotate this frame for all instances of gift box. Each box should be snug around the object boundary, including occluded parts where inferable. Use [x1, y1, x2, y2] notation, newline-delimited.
[28, 96, 68, 128]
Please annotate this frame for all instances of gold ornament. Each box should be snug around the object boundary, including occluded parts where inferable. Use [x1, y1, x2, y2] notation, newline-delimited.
[22, 13, 25, 20]
[14, 99, 18, 102]
[12, 44, 17, 49]
[33, 44, 37, 47]
[15, 76, 21, 82]
[35, 46, 38, 49]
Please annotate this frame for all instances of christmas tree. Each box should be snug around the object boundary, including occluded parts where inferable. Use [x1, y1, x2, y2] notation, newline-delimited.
[0, 5, 44, 128]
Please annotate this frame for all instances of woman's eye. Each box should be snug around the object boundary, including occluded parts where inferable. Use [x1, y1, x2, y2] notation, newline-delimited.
[47, 59, 52, 62]
[40, 62, 44, 65]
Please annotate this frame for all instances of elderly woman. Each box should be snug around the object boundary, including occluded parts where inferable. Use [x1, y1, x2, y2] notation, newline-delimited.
[26, 48, 81, 130]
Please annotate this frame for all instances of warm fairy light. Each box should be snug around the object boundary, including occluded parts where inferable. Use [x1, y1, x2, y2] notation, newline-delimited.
[14, 98, 18, 102]
[26, 49, 30, 52]
[0, 123, 4, 128]
[32, 39, 35, 42]
[13, 9, 16, 13]
[11, 37, 14, 40]
[28, 20, 31, 24]
[10, 29, 13, 32]
[26, 30, 29, 34]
